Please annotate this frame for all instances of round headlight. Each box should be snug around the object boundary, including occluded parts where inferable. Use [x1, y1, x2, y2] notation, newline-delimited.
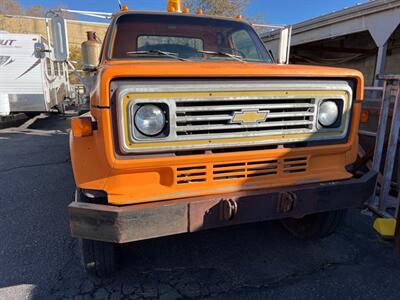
[318, 101, 339, 127]
[134, 105, 166, 136]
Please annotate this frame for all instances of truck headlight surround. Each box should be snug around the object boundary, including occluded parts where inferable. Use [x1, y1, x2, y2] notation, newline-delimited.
[134, 104, 166, 136]
[318, 100, 340, 127]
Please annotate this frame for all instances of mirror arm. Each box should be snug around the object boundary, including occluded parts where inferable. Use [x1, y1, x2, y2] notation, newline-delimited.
[66, 61, 96, 92]
[67, 61, 85, 84]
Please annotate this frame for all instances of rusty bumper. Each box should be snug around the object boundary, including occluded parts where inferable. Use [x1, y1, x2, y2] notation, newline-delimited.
[68, 171, 377, 243]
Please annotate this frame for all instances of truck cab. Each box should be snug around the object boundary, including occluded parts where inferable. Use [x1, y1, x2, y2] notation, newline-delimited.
[67, 3, 377, 277]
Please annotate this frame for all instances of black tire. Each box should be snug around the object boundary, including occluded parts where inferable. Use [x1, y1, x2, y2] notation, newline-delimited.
[24, 112, 40, 118]
[80, 239, 118, 278]
[281, 209, 346, 240]
[55, 103, 65, 115]
[75, 189, 119, 277]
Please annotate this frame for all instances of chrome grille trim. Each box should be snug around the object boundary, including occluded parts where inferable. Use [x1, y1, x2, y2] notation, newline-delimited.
[176, 120, 314, 132]
[116, 80, 353, 154]
[175, 102, 315, 112]
[175, 111, 315, 122]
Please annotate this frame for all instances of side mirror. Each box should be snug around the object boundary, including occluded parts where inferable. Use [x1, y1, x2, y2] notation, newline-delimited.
[34, 42, 46, 59]
[278, 26, 292, 64]
[50, 14, 69, 62]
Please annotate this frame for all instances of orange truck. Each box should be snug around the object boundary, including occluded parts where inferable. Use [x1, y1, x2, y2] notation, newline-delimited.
[59, 1, 377, 276]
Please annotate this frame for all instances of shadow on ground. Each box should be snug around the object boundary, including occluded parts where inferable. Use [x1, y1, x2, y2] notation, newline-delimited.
[46, 212, 400, 300]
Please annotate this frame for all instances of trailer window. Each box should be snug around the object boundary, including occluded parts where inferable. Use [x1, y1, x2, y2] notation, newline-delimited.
[46, 58, 52, 76]
[59, 62, 64, 75]
[54, 61, 59, 76]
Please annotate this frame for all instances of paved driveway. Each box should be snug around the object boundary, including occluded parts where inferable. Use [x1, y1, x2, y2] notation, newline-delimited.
[0, 114, 399, 299]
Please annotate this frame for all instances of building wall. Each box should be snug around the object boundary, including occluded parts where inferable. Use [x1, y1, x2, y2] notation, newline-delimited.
[333, 55, 377, 86]
[385, 48, 400, 74]
[384, 25, 400, 75]
[0, 14, 109, 49]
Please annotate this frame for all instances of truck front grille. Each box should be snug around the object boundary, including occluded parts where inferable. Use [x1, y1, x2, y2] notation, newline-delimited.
[116, 79, 352, 154]
[175, 97, 316, 139]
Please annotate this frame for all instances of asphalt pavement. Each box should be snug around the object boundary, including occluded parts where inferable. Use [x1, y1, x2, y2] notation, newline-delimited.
[0, 114, 399, 300]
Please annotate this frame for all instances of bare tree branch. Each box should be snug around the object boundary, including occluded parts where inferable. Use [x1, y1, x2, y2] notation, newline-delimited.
[182, 0, 251, 17]
[25, 5, 46, 17]
[0, 0, 23, 15]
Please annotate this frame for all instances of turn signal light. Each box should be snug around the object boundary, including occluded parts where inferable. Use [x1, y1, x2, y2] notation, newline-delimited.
[71, 116, 93, 137]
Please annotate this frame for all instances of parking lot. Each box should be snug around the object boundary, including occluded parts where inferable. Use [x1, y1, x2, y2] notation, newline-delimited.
[0, 114, 400, 299]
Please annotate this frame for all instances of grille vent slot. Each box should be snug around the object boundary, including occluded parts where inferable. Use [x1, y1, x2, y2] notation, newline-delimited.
[283, 157, 308, 174]
[175, 156, 308, 185]
[176, 166, 207, 184]
[213, 159, 278, 181]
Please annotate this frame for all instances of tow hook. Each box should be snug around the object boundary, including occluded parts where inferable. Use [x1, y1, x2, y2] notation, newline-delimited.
[278, 192, 297, 213]
[221, 198, 238, 221]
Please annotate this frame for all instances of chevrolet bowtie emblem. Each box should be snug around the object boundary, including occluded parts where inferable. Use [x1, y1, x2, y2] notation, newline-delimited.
[231, 110, 269, 124]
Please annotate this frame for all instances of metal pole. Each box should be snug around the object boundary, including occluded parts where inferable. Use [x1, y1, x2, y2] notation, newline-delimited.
[371, 80, 390, 173]
[395, 201, 400, 254]
[60, 8, 113, 17]
[45, 17, 51, 51]
[252, 24, 286, 29]
[374, 44, 388, 87]
[378, 80, 400, 211]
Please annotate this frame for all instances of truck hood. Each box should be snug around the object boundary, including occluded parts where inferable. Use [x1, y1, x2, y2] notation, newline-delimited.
[97, 61, 364, 106]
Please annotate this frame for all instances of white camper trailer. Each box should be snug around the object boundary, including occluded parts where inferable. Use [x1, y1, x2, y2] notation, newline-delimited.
[0, 32, 70, 116]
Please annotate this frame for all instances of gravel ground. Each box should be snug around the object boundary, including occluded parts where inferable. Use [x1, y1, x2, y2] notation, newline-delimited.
[0, 114, 399, 300]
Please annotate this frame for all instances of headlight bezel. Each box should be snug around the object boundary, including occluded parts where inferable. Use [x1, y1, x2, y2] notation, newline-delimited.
[134, 104, 166, 136]
[129, 102, 170, 140]
[317, 99, 344, 129]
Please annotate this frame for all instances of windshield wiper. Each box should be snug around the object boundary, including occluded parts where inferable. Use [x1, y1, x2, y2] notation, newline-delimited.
[126, 50, 190, 61]
[197, 50, 246, 62]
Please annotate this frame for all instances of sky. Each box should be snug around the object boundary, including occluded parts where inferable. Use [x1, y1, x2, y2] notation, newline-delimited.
[18, 0, 368, 24]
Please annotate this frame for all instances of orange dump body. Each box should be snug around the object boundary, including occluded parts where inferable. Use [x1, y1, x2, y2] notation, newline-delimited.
[69, 11, 364, 206]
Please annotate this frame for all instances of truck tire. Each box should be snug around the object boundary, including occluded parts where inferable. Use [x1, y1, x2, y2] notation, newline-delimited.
[75, 189, 119, 277]
[25, 112, 40, 118]
[281, 209, 346, 240]
[80, 239, 118, 278]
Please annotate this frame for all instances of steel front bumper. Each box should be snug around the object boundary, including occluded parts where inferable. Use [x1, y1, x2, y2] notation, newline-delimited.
[68, 171, 377, 243]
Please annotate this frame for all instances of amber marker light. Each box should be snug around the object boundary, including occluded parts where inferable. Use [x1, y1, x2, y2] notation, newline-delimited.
[167, 0, 182, 12]
[120, 4, 129, 11]
[71, 117, 94, 137]
[360, 109, 370, 123]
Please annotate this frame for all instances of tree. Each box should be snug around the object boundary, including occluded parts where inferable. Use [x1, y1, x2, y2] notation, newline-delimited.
[0, 0, 74, 19]
[182, 0, 251, 17]
[0, 0, 23, 15]
[25, 5, 46, 17]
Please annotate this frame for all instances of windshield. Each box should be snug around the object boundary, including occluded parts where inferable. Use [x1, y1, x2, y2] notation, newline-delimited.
[111, 13, 272, 63]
